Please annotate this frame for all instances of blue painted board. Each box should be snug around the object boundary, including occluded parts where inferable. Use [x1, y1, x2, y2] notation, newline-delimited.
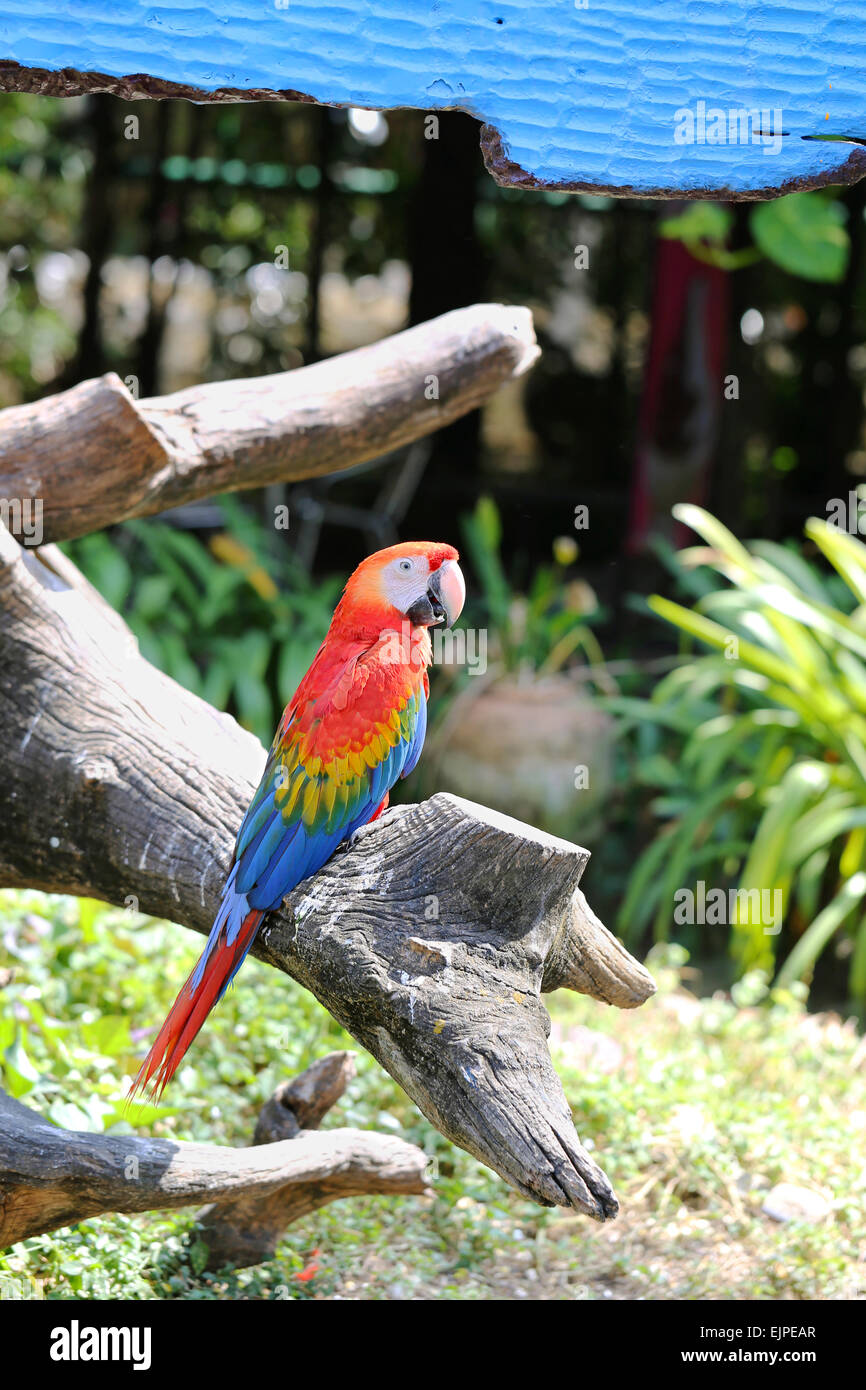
[0, 1, 864, 197]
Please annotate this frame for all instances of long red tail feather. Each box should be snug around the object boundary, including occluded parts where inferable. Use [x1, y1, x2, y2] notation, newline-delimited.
[127, 908, 265, 1103]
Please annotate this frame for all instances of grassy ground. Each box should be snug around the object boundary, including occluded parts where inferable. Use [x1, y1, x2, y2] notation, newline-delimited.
[1, 890, 863, 1301]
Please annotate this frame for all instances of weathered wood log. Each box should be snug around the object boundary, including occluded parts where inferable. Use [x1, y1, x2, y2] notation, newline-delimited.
[0, 303, 539, 544]
[0, 1053, 430, 1255]
[0, 524, 655, 1223]
[196, 1052, 388, 1268]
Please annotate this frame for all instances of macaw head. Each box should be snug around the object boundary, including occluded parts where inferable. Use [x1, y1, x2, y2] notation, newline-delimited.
[333, 541, 466, 641]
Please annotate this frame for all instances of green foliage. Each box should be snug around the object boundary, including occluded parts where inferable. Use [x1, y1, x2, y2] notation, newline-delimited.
[0, 888, 536, 1298]
[0, 97, 84, 398]
[660, 190, 850, 283]
[63, 499, 341, 746]
[658, 203, 761, 272]
[2, 895, 863, 1300]
[751, 193, 849, 284]
[614, 506, 866, 998]
[459, 495, 607, 677]
[660, 203, 733, 247]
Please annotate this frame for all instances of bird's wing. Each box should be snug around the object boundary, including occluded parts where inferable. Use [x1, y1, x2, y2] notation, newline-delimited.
[231, 649, 426, 912]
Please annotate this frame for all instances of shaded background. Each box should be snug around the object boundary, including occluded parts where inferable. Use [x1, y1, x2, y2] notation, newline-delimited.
[3, 94, 866, 560]
[3, 92, 866, 1003]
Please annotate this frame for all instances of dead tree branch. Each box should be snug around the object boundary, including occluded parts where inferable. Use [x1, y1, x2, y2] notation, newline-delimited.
[195, 1052, 406, 1267]
[0, 1053, 429, 1257]
[0, 304, 539, 543]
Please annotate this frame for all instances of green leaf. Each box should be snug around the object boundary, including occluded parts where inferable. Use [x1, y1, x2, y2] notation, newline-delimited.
[197, 568, 249, 629]
[805, 517, 866, 606]
[670, 503, 757, 575]
[81, 1015, 132, 1058]
[784, 799, 866, 867]
[77, 897, 106, 942]
[732, 762, 830, 969]
[604, 696, 697, 738]
[474, 495, 502, 553]
[659, 203, 733, 246]
[111, 1098, 180, 1128]
[127, 522, 202, 612]
[234, 666, 274, 743]
[3, 1034, 40, 1097]
[683, 711, 796, 791]
[162, 636, 202, 696]
[796, 848, 830, 926]
[47, 1100, 93, 1131]
[69, 533, 134, 611]
[460, 497, 511, 639]
[652, 778, 746, 940]
[649, 597, 806, 693]
[749, 539, 836, 604]
[234, 629, 272, 679]
[189, 1239, 210, 1276]
[649, 595, 848, 730]
[849, 916, 866, 1000]
[750, 192, 849, 283]
[132, 574, 174, 623]
[776, 873, 866, 987]
[277, 639, 314, 708]
[617, 830, 676, 942]
[200, 658, 235, 712]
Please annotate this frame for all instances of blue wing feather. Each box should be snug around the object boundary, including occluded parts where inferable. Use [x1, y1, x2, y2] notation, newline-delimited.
[190, 687, 428, 999]
[401, 688, 427, 779]
[225, 688, 426, 918]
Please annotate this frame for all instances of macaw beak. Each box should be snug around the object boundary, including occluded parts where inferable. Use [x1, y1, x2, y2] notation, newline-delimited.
[406, 559, 466, 629]
[431, 558, 466, 628]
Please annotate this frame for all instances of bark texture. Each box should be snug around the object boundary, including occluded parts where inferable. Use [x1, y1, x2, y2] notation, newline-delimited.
[0, 304, 539, 543]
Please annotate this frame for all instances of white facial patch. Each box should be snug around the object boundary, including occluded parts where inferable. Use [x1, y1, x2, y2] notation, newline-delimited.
[381, 555, 432, 613]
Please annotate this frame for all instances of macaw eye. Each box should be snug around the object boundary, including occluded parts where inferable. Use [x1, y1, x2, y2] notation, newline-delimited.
[398, 559, 413, 573]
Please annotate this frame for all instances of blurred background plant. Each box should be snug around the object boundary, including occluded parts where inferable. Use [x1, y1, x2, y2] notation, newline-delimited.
[418, 495, 616, 840]
[613, 504, 866, 1010]
[458, 494, 607, 678]
[659, 192, 851, 283]
[65, 497, 342, 747]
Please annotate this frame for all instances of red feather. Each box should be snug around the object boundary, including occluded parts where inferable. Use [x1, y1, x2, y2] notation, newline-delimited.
[128, 907, 264, 1102]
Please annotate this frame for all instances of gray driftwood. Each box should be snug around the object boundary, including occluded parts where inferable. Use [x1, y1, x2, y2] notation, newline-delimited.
[195, 1051, 393, 1267]
[0, 523, 655, 1234]
[0, 303, 539, 543]
[0, 1052, 429, 1260]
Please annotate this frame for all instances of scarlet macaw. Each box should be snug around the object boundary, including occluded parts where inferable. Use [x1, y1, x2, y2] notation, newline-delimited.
[130, 541, 465, 1100]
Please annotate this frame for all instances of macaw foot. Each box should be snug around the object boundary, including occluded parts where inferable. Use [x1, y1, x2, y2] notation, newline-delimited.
[345, 794, 391, 850]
